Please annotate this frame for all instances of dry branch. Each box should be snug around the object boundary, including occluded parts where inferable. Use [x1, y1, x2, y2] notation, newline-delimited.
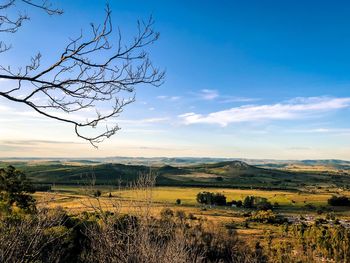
[0, 2, 164, 146]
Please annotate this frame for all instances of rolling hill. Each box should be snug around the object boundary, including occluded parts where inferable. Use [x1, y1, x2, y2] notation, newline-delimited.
[1, 159, 350, 190]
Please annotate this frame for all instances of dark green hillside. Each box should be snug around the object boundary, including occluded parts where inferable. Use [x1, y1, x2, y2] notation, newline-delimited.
[1, 160, 350, 190]
[157, 165, 190, 175]
[159, 161, 350, 190]
[0, 162, 149, 185]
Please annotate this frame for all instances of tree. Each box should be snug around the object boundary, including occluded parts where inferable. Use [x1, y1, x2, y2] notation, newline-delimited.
[0, 1, 164, 146]
[196, 191, 227, 206]
[243, 196, 254, 208]
[0, 165, 36, 212]
[328, 195, 350, 206]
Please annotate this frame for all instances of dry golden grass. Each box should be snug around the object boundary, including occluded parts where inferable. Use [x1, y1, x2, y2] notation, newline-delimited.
[35, 185, 349, 222]
[283, 164, 349, 174]
[33, 185, 350, 245]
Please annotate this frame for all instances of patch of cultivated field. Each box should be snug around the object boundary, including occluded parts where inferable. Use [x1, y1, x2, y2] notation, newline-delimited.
[47, 186, 334, 211]
[175, 173, 220, 178]
[113, 186, 331, 207]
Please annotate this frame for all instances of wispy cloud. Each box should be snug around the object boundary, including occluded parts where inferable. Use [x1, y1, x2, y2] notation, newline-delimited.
[219, 96, 260, 103]
[289, 128, 350, 134]
[192, 89, 258, 103]
[0, 140, 91, 156]
[179, 97, 350, 126]
[118, 117, 169, 125]
[0, 140, 84, 147]
[157, 95, 181, 101]
[197, 89, 219, 100]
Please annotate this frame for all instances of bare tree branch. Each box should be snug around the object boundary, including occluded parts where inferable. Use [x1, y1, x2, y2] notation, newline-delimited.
[0, 2, 165, 147]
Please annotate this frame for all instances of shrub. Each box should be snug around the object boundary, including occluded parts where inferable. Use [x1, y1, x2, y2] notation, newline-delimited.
[249, 210, 287, 224]
[187, 213, 197, 220]
[93, 190, 102, 197]
[249, 210, 276, 223]
[243, 196, 273, 210]
[256, 200, 273, 211]
[160, 208, 174, 220]
[175, 210, 186, 221]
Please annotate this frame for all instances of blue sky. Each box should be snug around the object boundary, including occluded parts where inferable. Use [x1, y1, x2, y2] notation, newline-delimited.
[0, 0, 350, 159]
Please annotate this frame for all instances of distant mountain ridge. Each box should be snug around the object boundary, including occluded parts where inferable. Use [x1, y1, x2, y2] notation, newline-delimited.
[1, 157, 350, 166]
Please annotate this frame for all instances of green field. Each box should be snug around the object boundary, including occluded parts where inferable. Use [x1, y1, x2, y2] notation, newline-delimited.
[46, 185, 350, 216]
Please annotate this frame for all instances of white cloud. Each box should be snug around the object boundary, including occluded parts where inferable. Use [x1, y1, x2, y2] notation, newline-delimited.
[290, 128, 350, 134]
[220, 96, 260, 103]
[157, 95, 181, 101]
[194, 89, 258, 103]
[198, 89, 219, 100]
[118, 117, 169, 125]
[179, 97, 350, 126]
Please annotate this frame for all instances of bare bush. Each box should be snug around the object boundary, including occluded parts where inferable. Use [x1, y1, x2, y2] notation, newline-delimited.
[0, 207, 73, 263]
[80, 173, 261, 263]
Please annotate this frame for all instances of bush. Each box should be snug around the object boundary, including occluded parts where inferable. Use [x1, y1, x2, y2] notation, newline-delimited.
[243, 196, 273, 210]
[256, 200, 273, 211]
[249, 210, 276, 223]
[249, 210, 287, 224]
[160, 208, 174, 220]
[93, 190, 102, 197]
[187, 213, 197, 220]
[175, 210, 186, 221]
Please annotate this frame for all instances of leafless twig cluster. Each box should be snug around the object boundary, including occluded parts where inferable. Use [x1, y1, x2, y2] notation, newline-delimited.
[0, 0, 62, 52]
[0, 1, 164, 146]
